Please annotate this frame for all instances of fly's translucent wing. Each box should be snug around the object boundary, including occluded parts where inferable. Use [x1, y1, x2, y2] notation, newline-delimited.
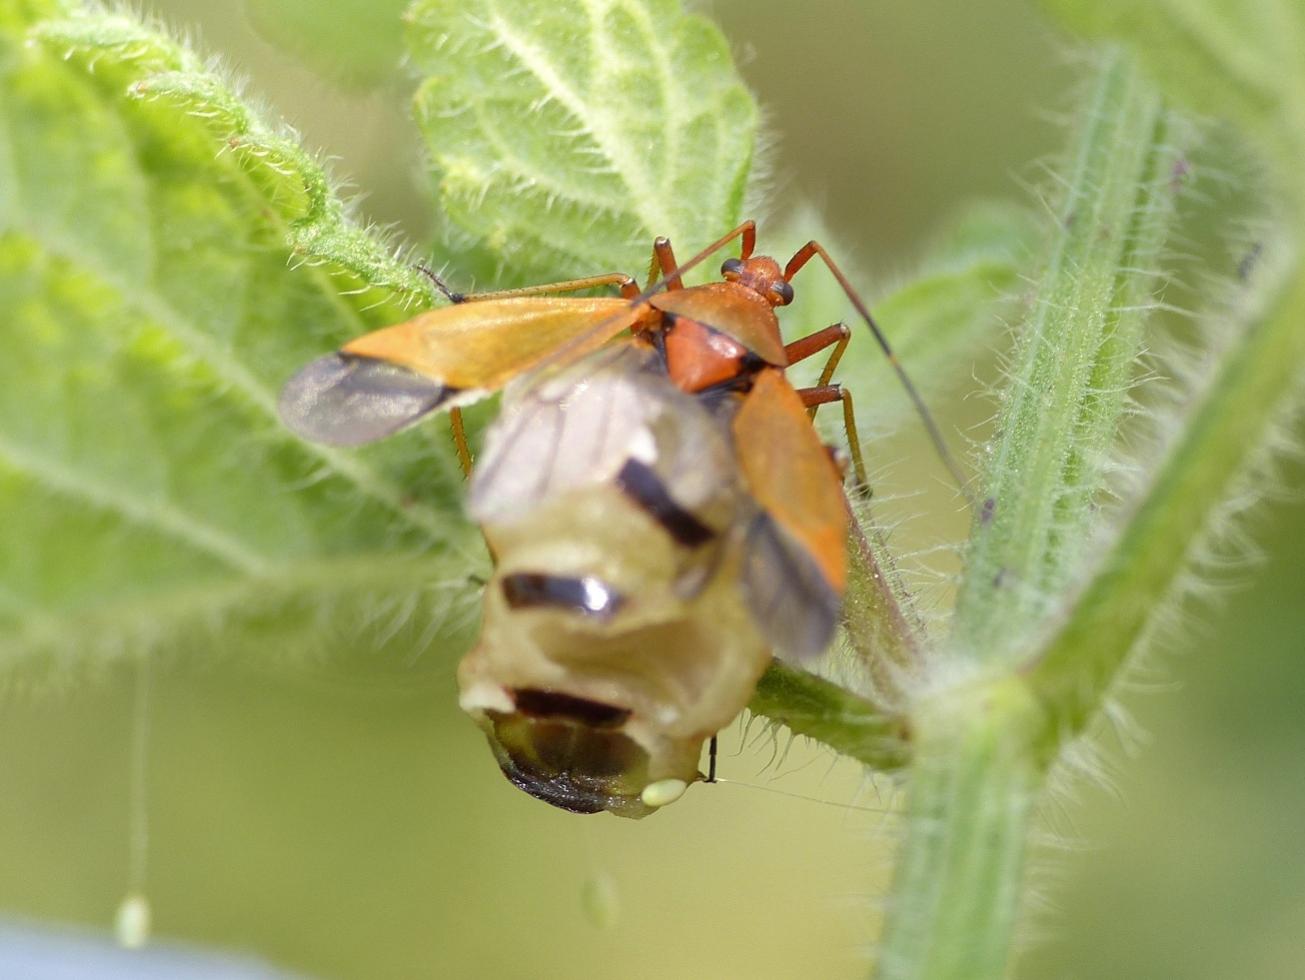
[468, 342, 737, 533]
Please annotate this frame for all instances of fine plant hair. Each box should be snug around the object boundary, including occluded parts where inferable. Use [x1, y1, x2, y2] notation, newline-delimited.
[3, 1, 1304, 978]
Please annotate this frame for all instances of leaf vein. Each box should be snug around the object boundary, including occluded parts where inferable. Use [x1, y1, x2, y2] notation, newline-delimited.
[0, 433, 272, 574]
[9, 218, 460, 549]
[484, 0, 673, 234]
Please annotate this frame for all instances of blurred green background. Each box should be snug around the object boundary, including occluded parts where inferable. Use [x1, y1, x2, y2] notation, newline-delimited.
[2, 2, 1303, 978]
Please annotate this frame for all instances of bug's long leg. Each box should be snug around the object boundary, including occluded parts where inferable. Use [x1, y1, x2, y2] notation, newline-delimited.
[531, 221, 761, 373]
[651, 237, 684, 291]
[417, 264, 639, 303]
[783, 321, 852, 394]
[645, 248, 661, 291]
[637, 220, 758, 300]
[449, 407, 473, 478]
[784, 241, 971, 501]
[798, 384, 869, 493]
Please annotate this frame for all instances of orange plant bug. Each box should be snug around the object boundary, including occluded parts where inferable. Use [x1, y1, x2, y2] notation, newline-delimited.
[279, 220, 964, 817]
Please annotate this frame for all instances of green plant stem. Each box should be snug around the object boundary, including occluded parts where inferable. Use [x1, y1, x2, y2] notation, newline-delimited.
[749, 660, 910, 773]
[874, 678, 1043, 980]
[877, 52, 1179, 979]
[951, 50, 1176, 664]
[1027, 250, 1305, 744]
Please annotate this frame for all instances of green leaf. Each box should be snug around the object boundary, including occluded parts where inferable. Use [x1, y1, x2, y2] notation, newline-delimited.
[243, 0, 410, 88]
[405, 0, 757, 284]
[0, 1, 479, 687]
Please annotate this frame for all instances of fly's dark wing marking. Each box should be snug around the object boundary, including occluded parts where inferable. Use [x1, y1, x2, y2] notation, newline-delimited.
[468, 343, 736, 532]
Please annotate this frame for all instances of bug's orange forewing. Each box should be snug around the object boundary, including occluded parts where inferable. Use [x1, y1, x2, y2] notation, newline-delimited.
[731, 368, 848, 660]
[733, 369, 848, 588]
[649, 283, 788, 367]
[341, 296, 635, 389]
[279, 296, 637, 446]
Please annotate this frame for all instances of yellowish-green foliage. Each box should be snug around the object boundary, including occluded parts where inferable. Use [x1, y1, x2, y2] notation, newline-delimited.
[0, 0, 472, 683]
[2, 1, 1303, 978]
[407, 0, 756, 282]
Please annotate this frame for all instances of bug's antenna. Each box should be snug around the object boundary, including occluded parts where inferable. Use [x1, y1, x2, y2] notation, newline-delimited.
[785, 241, 974, 503]
[416, 262, 466, 304]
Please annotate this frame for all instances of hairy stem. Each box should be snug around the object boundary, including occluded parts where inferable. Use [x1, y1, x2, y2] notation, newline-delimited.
[842, 505, 930, 707]
[875, 679, 1042, 980]
[1027, 246, 1305, 744]
[877, 52, 1179, 979]
[749, 659, 910, 773]
[951, 50, 1179, 664]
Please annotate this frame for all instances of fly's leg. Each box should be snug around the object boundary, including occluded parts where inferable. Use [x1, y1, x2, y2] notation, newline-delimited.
[449, 407, 473, 478]
[414, 265, 640, 472]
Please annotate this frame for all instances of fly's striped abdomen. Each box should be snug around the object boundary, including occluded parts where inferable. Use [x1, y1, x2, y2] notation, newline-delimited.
[459, 343, 775, 816]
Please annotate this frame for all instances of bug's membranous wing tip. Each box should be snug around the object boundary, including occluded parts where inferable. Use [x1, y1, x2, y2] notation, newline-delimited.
[740, 513, 841, 662]
[277, 353, 456, 446]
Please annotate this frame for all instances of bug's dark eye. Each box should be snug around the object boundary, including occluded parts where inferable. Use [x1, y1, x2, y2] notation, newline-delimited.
[770, 280, 794, 305]
[720, 257, 744, 277]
